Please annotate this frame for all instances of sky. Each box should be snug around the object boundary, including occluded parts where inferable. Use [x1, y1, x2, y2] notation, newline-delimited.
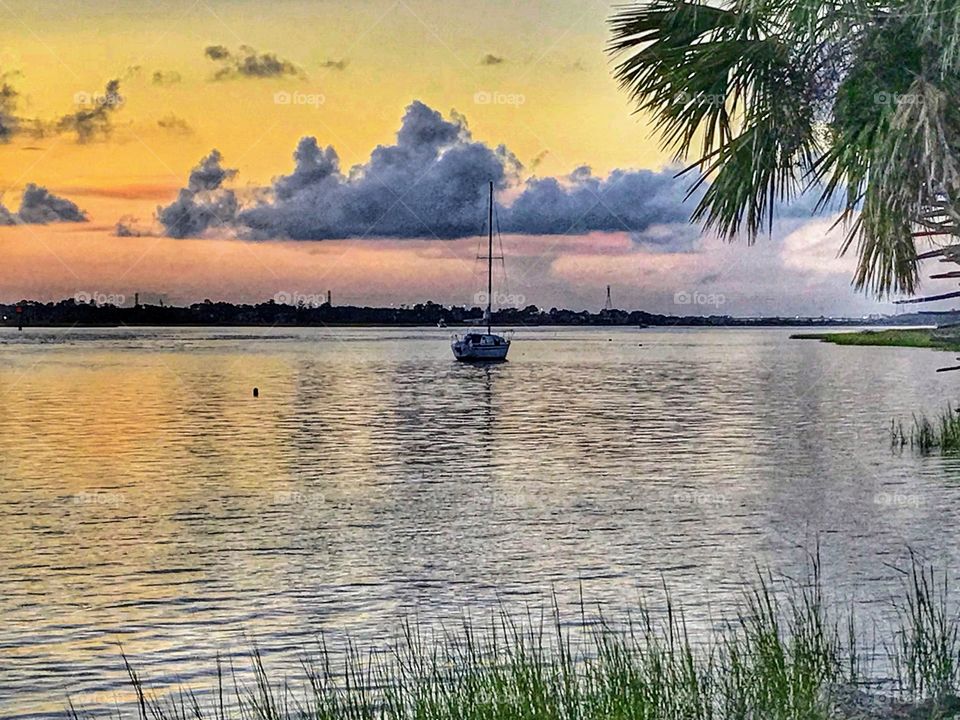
[0, 0, 946, 315]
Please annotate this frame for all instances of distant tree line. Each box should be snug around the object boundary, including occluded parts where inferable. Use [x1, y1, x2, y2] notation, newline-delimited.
[0, 297, 917, 328]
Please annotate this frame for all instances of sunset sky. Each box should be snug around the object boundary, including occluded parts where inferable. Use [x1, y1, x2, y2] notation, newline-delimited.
[0, 0, 940, 315]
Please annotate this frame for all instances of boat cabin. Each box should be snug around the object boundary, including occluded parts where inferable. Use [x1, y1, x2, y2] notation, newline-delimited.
[461, 333, 508, 347]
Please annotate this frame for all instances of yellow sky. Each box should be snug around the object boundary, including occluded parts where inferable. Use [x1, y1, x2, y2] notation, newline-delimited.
[0, 0, 895, 314]
[0, 0, 667, 191]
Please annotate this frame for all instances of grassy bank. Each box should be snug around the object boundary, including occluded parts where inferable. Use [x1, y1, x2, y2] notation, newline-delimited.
[792, 328, 960, 352]
[74, 557, 960, 720]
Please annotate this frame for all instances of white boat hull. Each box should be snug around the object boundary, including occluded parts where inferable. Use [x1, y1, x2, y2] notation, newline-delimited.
[452, 334, 510, 361]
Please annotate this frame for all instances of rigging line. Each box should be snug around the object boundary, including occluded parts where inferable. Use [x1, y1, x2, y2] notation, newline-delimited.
[473, 210, 488, 285]
[494, 201, 509, 295]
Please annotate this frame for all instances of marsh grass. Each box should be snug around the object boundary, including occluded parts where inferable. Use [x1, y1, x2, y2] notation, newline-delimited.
[891, 405, 960, 453]
[792, 330, 960, 352]
[73, 556, 960, 720]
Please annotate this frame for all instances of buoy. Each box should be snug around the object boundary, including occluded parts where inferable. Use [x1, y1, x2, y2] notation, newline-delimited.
[253, 387, 259, 398]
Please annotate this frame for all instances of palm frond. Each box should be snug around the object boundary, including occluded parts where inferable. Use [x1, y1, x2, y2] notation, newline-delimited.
[609, 0, 960, 298]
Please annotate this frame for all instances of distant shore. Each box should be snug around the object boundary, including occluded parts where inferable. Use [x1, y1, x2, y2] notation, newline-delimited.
[1, 298, 953, 329]
[792, 328, 960, 352]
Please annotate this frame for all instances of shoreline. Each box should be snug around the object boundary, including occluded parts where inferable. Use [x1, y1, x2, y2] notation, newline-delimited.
[792, 328, 960, 352]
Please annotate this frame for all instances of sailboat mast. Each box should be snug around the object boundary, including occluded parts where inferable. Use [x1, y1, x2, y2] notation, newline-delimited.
[487, 180, 493, 335]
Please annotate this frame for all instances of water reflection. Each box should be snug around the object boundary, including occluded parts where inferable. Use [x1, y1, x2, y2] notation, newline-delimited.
[2, 327, 960, 718]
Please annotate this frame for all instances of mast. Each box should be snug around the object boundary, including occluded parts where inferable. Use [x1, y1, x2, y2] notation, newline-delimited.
[487, 180, 493, 335]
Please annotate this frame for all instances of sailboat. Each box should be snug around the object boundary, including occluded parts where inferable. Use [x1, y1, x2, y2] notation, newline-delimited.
[451, 181, 511, 362]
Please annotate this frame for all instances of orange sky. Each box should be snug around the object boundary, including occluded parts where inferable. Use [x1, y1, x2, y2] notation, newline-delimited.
[0, 0, 914, 314]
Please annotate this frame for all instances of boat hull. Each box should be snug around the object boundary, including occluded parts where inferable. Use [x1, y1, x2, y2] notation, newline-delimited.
[452, 335, 510, 362]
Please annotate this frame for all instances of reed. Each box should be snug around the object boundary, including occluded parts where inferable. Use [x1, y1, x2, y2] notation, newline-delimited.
[891, 405, 960, 453]
[72, 556, 960, 720]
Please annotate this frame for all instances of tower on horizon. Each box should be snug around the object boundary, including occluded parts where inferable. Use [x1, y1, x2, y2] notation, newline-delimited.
[604, 285, 613, 311]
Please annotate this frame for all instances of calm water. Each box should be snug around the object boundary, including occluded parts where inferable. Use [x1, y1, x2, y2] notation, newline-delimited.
[2, 326, 960, 718]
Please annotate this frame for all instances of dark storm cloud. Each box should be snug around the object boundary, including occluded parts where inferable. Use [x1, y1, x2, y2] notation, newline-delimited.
[480, 54, 505, 66]
[155, 101, 706, 243]
[204, 45, 302, 80]
[0, 184, 87, 225]
[157, 150, 238, 238]
[320, 59, 348, 71]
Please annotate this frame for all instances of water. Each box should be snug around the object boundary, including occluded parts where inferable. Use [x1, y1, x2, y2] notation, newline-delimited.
[2, 326, 960, 718]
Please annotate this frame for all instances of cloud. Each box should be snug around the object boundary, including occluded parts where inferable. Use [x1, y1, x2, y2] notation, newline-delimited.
[0, 184, 87, 225]
[0, 75, 19, 142]
[155, 101, 706, 243]
[152, 70, 182, 86]
[0, 203, 16, 225]
[157, 150, 239, 238]
[480, 54, 505, 66]
[204, 45, 302, 80]
[64, 184, 179, 200]
[157, 113, 192, 135]
[530, 150, 549, 170]
[320, 59, 348, 71]
[204, 45, 231, 61]
[115, 216, 142, 237]
[239, 101, 519, 239]
[187, 149, 237, 191]
[500, 165, 699, 240]
[57, 80, 123, 142]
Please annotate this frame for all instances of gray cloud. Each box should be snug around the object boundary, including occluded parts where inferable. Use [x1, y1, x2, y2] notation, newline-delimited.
[530, 149, 550, 170]
[157, 113, 192, 136]
[204, 45, 231, 61]
[157, 150, 239, 237]
[152, 70, 182, 86]
[0, 75, 19, 142]
[154, 101, 822, 246]
[320, 59, 348, 71]
[188, 149, 236, 191]
[205, 45, 302, 80]
[240, 101, 518, 239]
[115, 216, 142, 237]
[500, 166, 698, 237]
[0, 184, 87, 225]
[57, 80, 123, 142]
[0, 203, 16, 225]
[480, 54, 505, 66]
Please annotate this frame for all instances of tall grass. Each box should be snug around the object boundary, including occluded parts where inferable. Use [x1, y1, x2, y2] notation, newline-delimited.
[72, 557, 960, 720]
[891, 404, 960, 453]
